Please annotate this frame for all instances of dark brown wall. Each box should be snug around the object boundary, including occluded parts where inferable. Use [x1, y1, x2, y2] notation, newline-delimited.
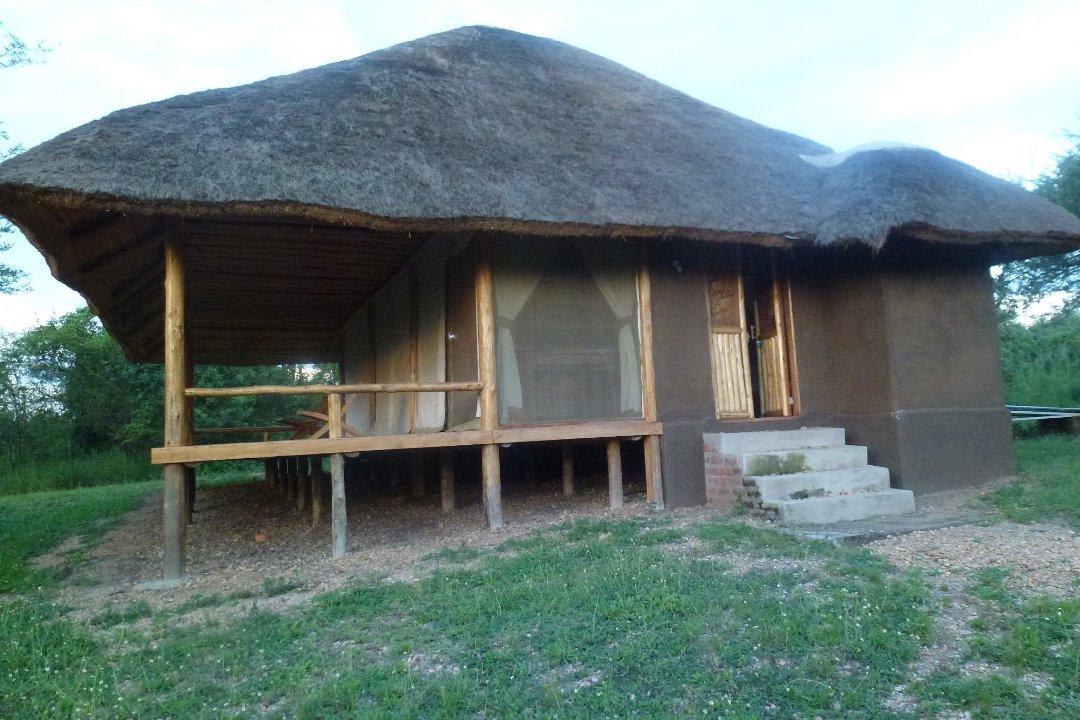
[649, 241, 1015, 507]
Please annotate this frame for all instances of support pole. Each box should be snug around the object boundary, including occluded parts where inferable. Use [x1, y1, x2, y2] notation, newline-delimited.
[285, 456, 298, 507]
[410, 451, 425, 498]
[561, 445, 574, 497]
[328, 393, 347, 558]
[637, 242, 664, 506]
[475, 237, 503, 529]
[440, 448, 455, 513]
[162, 235, 188, 580]
[331, 453, 346, 557]
[311, 457, 325, 527]
[296, 456, 309, 512]
[607, 439, 624, 510]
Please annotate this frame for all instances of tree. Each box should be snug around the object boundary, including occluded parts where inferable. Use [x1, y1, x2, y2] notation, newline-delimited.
[995, 130, 1080, 318]
[0, 22, 49, 294]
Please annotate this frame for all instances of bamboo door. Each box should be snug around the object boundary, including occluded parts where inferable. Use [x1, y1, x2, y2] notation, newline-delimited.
[752, 257, 792, 417]
[708, 260, 754, 418]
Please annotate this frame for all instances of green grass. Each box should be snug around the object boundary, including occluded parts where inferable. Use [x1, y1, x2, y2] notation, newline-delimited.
[0, 518, 933, 719]
[988, 435, 1080, 529]
[0, 481, 157, 593]
[916, 591, 1080, 718]
[0, 449, 153, 496]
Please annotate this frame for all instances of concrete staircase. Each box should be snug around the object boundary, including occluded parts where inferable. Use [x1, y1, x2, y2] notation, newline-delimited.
[704, 427, 915, 525]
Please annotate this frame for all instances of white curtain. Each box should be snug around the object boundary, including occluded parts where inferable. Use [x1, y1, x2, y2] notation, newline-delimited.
[576, 240, 643, 415]
[493, 243, 551, 422]
[415, 242, 446, 431]
[339, 306, 373, 435]
[373, 275, 411, 435]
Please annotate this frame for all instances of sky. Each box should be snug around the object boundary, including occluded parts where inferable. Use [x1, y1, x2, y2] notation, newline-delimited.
[1, 0, 1078, 332]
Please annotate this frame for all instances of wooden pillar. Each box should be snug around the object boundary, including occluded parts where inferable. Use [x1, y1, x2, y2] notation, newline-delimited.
[637, 242, 664, 507]
[607, 439, 624, 510]
[285, 457, 298, 507]
[162, 235, 188, 580]
[265, 458, 278, 489]
[311, 457, 325, 527]
[328, 393, 347, 558]
[440, 448, 455, 513]
[184, 466, 196, 526]
[410, 451, 425, 498]
[476, 237, 503, 529]
[561, 445, 574, 497]
[296, 456, 309, 512]
[276, 457, 289, 494]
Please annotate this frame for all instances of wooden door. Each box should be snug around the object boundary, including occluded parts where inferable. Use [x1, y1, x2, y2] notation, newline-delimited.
[752, 257, 792, 417]
[708, 258, 754, 418]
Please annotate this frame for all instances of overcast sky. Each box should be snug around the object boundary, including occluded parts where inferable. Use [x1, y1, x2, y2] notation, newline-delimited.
[2, 0, 1078, 332]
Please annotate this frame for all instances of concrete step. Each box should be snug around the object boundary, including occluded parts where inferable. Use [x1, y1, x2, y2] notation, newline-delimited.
[749, 466, 890, 503]
[772, 489, 916, 525]
[709, 427, 846, 455]
[740, 445, 868, 476]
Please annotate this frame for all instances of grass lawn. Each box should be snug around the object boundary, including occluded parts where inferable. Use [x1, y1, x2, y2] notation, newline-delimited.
[988, 434, 1080, 530]
[0, 435, 1076, 719]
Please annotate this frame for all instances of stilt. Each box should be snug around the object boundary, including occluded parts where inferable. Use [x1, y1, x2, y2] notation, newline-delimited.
[265, 458, 277, 489]
[561, 444, 574, 497]
[286, 456, 298, 507]
[643, 435, 663, 506]
[331, 453, 346, 558]
[184, 465, 196, 525]
[440, 448, 455, 513]
[311, 457, 325, 527]
[607, 439, 624, 510]
[482, 444, 503, 529]
[277, 457, 288, 494]
[163, 464, 186, 579]
[410, 451, 425, 497]
[296, 456, 309, 512]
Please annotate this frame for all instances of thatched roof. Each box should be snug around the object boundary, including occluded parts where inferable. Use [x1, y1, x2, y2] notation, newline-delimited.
[1, 25, 1078, 363]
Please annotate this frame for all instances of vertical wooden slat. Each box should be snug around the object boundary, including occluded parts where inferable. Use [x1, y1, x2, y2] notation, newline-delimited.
[311, 457, 324, 527]
[163, 234, 187, 581]
[636, 243, 662, 505]
[607, 439, 624, 510]
[440, 448, 455, 513]
[285, 456, 298, 506]
[475, 237, 503, 529]
[561, 444, 574, 497]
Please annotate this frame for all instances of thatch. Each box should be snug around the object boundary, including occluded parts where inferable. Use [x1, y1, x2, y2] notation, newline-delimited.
[3, 25, 1078, 247]
[0, 26, 1077, 364]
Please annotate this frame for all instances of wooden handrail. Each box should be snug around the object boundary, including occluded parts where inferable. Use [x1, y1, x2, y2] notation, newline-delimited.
[195, 426, 297, 434]
[185, 381, 484, 398]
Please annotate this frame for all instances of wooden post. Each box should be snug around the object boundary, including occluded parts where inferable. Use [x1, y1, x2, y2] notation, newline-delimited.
[328, 393, 347, 558]
[184, 466, 196, 526]
[410, 451, 425, 497]
[476, 237, 503, 529]
[440, 448, 455, 513]
[311, 457, 324, 527]
[265, 458, 277, 489]
[637, 242, 664, 507]
[162, 235, 188, 580]
[285, 456, 298, 507]
[277, 457, 289, 494]
[607, 439, 624, 510]
[296, 456, 309, 512]
[183, 350, 195, 526]
[561, 445, 574, 497]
